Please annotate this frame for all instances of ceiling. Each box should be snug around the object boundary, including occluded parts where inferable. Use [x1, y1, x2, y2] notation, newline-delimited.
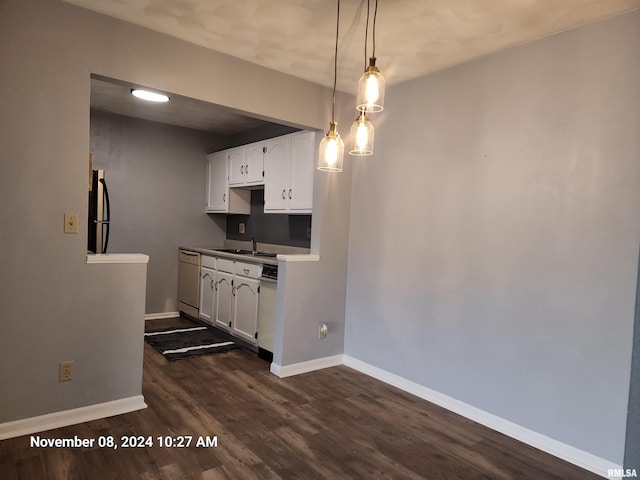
[91, 76, 273, 134]
[78, 0, 639, 133]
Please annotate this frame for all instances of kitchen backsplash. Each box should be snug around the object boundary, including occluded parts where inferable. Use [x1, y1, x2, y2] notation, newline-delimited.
[225, 189, 311, 248]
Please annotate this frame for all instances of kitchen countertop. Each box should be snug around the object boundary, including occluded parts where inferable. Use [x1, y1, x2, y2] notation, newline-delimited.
[181, 241, 318, 264]
[181, 246, 280, 265]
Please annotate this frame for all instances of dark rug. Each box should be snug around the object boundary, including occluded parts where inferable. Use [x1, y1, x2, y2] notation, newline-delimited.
[144, 324, 240, 361]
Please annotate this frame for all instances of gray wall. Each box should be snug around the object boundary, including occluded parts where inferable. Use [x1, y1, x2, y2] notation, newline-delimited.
[626, 248, 640, 470]
[90, 110, 227, 315]
[0, 0, 349, 425]
[225, 189, 312, 248]
[344, 11, 640, 465]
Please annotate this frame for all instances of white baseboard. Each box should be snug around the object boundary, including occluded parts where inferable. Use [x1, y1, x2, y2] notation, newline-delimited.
[0, 395, 147, 440]
[343, 355, 621, 479]
[270, 354, 344, 378]
[145, 311, 180, 321]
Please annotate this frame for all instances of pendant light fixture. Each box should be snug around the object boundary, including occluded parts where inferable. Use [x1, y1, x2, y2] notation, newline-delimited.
[317, 0, 344, 172]
[349, 111, 374, 156]
[350, 0, 375, 156]
[356, 0, 385, 113]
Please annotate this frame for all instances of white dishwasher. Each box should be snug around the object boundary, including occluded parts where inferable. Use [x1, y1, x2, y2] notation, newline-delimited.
[258, 264, 278, 362]
[178, 249, 201, 318]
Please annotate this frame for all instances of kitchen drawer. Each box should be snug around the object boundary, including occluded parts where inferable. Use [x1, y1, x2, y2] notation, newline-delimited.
[216, 258, 235, 273]
[235, 261, 262, 278]
[201, 255, 216, 269]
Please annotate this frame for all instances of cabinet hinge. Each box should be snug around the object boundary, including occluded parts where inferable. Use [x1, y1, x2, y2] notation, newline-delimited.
[263, 146, 266, 154]
[254, 332, 258, 339]
[262, 170, 264, 177]
[231, 279, 234, 287]
[257, 285, 260, 293]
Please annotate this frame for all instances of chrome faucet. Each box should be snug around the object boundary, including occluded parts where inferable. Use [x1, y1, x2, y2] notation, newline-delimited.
[251, 235, 257, 254]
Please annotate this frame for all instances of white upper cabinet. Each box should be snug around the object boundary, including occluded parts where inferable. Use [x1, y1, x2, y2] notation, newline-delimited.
[206, 151, 228, 212]
[206, 130, 315, 215]
[229, 144, 264, 186]
[228, 146, 246, 186]
[264, 131, 315, 214]
[263, 136, 290, 212]
[245, 143, 266, 184]
[206, 151, 250, 214]
[288, 131, 315, 212]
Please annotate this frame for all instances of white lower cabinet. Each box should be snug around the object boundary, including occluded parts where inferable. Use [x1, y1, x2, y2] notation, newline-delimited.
[214, 270, 233, 332]
[198, 266, 215, 324]
[201, 255, 261, 346]
[231, 276, 260, 345]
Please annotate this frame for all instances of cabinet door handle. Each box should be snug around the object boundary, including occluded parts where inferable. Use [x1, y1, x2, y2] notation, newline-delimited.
[245, 164, 249, 175]
[288, 189, 292, 199]
[241, 165, 244, 175]
[233, 282, 257, 295]
[223, 193, 226, 203]
[243, 268, 250, 275]
[282, 189, 286, 199]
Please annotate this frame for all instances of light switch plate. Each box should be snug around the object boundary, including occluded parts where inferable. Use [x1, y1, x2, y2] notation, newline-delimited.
[64, 213, 79, 234]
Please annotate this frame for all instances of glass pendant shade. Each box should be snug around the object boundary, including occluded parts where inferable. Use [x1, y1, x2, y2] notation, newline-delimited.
[357, 57, 385, 113]
[317, 122, 344, 172]
[349, 112, 374, 156]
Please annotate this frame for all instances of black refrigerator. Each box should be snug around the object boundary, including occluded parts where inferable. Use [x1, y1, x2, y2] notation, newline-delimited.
[87, 169, 111, 254]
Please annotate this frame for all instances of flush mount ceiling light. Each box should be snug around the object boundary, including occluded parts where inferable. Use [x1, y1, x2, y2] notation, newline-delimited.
[130, 89, 170, 103]
[356, 0, 385, 113]
[317, 0, 344, 172]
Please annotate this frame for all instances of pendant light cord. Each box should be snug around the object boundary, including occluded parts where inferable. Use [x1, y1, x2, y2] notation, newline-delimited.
[331, 0, 341, 123]
[364, 0, 370, 71]
[372, 0, 378, 58]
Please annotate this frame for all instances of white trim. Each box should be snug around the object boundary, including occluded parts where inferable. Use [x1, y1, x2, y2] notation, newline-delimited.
[144, 326, 207, 336]
[87, 253, 149, 264]
[276, 254, 320, 262]
[145, 311, 180, 321]
[162, 341, 235, 355]
[270, 354, 343, 378]
[343, 355, 620, 479]
[0, 395, 147, 440]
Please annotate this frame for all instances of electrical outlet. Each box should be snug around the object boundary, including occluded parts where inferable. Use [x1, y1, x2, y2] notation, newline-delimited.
[318, 323, 328, 339]
[239, 223, 245, 234]
[59, 361, 73, 381]
[64, 213, 79, 234]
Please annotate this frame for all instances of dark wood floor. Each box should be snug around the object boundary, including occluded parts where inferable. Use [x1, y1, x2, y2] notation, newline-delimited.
[1, 317, 602, 479]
